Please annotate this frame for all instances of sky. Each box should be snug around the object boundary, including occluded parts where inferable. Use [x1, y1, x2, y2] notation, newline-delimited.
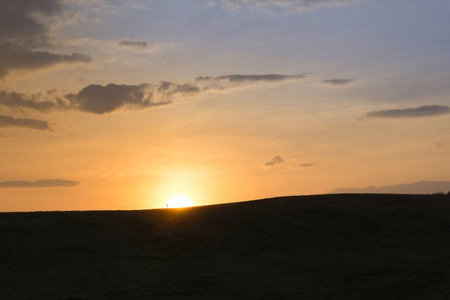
[1, 0, 449, 212]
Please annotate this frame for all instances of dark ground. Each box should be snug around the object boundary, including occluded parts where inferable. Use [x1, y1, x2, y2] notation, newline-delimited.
[2, 194, 450, 299]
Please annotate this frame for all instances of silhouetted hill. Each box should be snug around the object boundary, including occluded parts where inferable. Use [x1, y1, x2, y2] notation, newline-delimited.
[2, 194, 450, 299]
[331, 180, 450, 194]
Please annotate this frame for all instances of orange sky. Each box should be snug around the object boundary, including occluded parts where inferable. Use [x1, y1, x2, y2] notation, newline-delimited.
[1, 0, 449, 211]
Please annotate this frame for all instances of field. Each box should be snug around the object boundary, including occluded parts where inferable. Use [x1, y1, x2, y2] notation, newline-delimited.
[2, 194, 450, 299]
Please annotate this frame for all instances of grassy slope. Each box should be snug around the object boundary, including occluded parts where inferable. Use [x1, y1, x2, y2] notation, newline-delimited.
[1, 194, 450, 299]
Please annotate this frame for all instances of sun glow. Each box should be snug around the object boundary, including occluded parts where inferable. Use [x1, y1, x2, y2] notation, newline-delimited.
[166, 194, 194, 208]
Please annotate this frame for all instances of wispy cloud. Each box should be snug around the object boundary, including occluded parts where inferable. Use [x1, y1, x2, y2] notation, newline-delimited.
[299, 163, 313, 167]
[322, 79, 354, 86]
[119, 39, 152, 50]
[0, 115, 52, 131]
[196, 74, 305, 84]
[214, 0, 360, 13]
[264, 155, 284, 167]
[0, 179, 79, 188]
[63, 38, 162, 53]
[196, 74, 306, 91]
[365, 105, 450, 119]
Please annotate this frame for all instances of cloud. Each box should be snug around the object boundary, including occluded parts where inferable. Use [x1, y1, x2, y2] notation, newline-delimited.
[0, 0, 62, 47]
[63, 38, 162, 53]
[215, 0, 360, 13]
[365, 105, 450, 119]
[264, 156, 284, 167]
[66, 83, 158, 114]
[155, 81, 202, 103]
[0, 91, 60, 112]
[0, 83, 191, 115]
[0, 115, 52, 131]
[299, 163, 313, 167]
[0, 0, 90, 78]
[196, 74, 305, 84]
[1, 73, 306, 114]
[0, 179, 79, 188]
[195, 74, 307, 92]
[331, 181, 450, 194]
[0, 44, 91, 79]
[119, 39, 149, 50]
[66, 74, 305, 114]
[322, 79, 354, 86]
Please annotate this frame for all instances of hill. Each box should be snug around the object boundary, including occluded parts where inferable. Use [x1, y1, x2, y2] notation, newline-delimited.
[2, 194, 450, 299]
[331, 181, 450, 194]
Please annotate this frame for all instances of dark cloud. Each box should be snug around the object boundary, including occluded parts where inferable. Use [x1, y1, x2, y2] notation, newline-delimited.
[0, 179, 79, 188]
[0, 44, 91, 78]
[331, 181, 450, 194]
[0, 0, 63, 47]
[0, 1, 90, 78]
[0, 115, 52, 131]
[119, 39, 149, 50]
[299, 163, 313, 167]
[1, 82, 195, 115]
[0, 91, 60, 112]
[366, 105, 450, 119]
[322, 79, 354, 86]
[66, 83, 164, 114]
[264, 156, 284, 167]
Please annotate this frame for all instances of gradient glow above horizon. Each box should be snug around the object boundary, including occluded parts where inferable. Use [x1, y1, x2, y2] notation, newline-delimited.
[1, 0, 449, 212]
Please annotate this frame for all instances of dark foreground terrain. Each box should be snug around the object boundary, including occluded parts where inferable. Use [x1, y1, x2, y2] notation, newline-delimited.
[2, 194, 450, 299]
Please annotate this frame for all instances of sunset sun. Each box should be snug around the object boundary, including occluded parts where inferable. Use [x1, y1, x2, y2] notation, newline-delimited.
[166, 194, 194, 208]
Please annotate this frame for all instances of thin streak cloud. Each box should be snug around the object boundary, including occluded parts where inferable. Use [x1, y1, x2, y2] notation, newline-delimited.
[119, 39, 149, 50]
[0, 115, 52, 131]
[196, 74, 306, 83]
[365, 105, 450, 119]
[299, 163, 313, 167]
[322, 79, 354, 86]
[216, 0, 360, 13]
[0, 91, 61, 113]
[0, 179, 79, 188]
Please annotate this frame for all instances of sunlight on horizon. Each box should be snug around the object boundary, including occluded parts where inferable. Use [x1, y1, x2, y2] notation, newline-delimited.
[165, 194, 194, 208]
